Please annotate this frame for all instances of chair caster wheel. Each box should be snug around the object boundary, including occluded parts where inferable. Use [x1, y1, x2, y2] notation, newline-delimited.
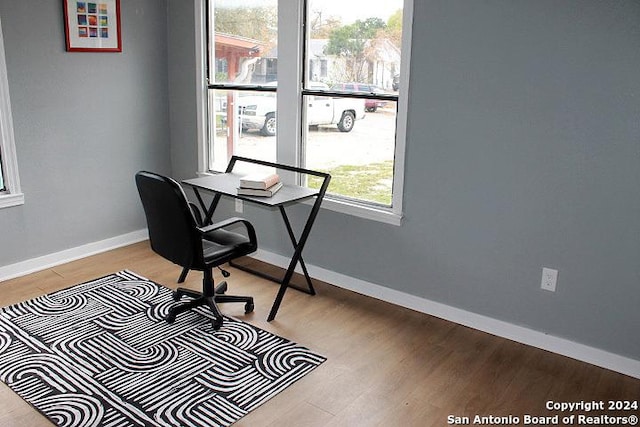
[216, 282, 228, 295]
[172, 291, 181, 302]
[244, 302, 254, 313]
[166, 312, 176, 324]
[213, 318, 223, 330]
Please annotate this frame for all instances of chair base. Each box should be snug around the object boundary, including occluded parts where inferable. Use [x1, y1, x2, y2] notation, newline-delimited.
[167, 282, 254, 330]
[177, 267, 189, 283]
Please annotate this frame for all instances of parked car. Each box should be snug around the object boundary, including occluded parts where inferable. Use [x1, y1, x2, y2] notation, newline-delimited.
[331, 82, 388, 112]
[237, 83, 365, 136]
[392, 74, 400, 91]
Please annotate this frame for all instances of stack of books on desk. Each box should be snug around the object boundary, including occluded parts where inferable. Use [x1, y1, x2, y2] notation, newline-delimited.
[237, 172, 283, 197]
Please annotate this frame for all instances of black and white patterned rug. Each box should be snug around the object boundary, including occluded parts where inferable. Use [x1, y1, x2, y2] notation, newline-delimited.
[0, 270, 325, 427]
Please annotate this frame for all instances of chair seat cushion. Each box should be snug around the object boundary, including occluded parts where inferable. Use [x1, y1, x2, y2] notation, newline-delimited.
[202, 229, 255, 263]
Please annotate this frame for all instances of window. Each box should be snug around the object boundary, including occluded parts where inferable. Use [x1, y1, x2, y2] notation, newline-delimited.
[309, 59, 328, 80]
[0, 16, 23, 209]
[204, 0, 278, 173]
[200, 0, 411, 224]
[215, 58, 227, 75]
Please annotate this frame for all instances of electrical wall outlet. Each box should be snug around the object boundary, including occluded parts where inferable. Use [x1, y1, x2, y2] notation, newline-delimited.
[235, 199, 243, 213]
[541, 267, 558, 292]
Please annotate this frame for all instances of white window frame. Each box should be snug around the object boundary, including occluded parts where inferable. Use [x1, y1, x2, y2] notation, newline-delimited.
[0, 16, 23, 209]
[195, 0, 412, 225]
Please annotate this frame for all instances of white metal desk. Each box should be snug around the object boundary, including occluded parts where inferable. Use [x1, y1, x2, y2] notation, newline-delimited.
[182, 156, 331, 321]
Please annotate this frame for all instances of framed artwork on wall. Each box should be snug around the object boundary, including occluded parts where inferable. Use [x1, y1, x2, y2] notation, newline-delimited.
[63, 0, 122, 52]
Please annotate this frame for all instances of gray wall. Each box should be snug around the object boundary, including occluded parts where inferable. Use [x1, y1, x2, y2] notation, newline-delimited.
[398, 0, 640, 359]
[168, 0, 640, 360]
[2, 0, 637, 363]
[167, 0, 199, 182]
[0, 0, 170, 265]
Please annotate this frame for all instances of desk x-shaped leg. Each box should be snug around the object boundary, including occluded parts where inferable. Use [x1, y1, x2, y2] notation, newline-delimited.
[189, 187, 322, 321]
[229, 205, 316, 297]
[264, 202, 320, 321]
[277, 206, 315, 295]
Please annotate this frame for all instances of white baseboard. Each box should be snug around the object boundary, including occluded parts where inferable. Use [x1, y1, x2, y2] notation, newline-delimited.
[2, 237, 638, 379]
[251, 248, 640, 380]
[0, 229, 148, 282]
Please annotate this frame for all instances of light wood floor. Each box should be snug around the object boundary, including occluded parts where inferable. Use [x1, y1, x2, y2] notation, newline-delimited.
[1, 242, 638, 426]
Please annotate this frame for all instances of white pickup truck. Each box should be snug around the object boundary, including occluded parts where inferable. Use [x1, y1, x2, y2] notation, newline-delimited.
[237, 83, 366, 136]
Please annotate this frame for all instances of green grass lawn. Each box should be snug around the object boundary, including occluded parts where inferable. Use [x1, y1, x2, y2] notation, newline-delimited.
[308, 160, 394, 205]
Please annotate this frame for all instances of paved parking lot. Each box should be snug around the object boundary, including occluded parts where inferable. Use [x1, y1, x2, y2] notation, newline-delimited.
[234, 107, 396, 170]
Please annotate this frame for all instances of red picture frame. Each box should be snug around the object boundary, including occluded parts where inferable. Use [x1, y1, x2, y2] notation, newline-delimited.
[63, 0, 122, 52]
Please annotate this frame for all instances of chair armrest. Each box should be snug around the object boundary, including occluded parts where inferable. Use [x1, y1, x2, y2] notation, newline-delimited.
[189, 202, 205, 226]
[197, 217, 257, 244]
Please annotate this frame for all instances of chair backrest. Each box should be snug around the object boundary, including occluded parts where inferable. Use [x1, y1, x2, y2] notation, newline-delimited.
[135, 171, 201, 268]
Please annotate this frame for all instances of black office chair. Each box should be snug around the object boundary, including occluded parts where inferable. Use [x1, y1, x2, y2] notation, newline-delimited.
[135, 171, 256, 330]
[176, 202, 232, 284]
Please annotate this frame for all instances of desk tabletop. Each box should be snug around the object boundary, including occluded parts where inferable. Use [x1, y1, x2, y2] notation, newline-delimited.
[183, 173, 320, 207]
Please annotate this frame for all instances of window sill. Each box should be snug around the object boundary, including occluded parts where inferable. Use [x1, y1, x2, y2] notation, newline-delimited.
[0, 192, 24, 208]
[194, 171, 402, 226]
[312, 196, 403, 226]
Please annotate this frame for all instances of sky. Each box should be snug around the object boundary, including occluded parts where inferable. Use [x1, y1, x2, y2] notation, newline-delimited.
[308, 0, 403, 24]
[217, 0, 403, 24]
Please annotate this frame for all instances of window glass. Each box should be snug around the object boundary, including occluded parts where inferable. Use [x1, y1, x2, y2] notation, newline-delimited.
[210, 0, 277, 85]
[303, 96, 397, 206]
[303, 0, 403, 207]
[207, 88, 277, 172]
[207, 0, 278, 172]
